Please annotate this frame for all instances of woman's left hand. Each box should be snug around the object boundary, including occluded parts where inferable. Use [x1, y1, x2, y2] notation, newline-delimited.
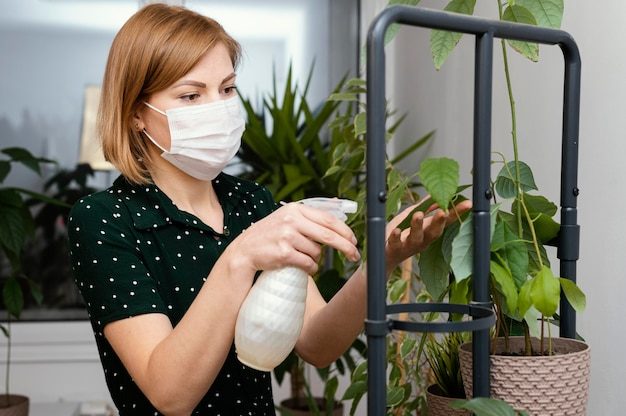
[384, 199, 472, 271]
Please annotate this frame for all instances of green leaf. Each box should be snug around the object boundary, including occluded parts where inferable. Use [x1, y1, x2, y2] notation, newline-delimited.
[3, 277, 24, 319]
[328, 92, 358, 102]
[0, 161, 10, 182]
[559, 278, 586, 312]
[451, 397, 522, 415]
[389, 278, 408, 303]
[346, 78, 366, 87]
[502, 5, 539, 62]
[516, 0, 564, 29]
[401, 337, 416, 359]
[324, 375, 339, 413]
[491, 219, 506, 252]
[530, 266, 560, 316]
[0, 203, 27, 255]
[449, 277, 470, 305]
[386, 385, 405, 407]
[342, 380, 367, 401]
[430, 0, 477, 70]
[524, 306, 541, 338]
[418, 236, 450, 300]
[419, 157, 460, 212]
[451, 217, 473, 282]
[351, 361, 367, 383]
[450, 205, 498, 282]
[501, 222, 529, 288]
[354, 112, 366, 136]
[517, 276, 533, 317]
[490, 260, 518, 315]
[495, 161, 538, 199]
[517, 193, 558, 217]
[1, 147, 53, 175]
[511, 194, 559, 243]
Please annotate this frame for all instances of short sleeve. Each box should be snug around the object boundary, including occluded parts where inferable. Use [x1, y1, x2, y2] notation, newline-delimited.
[68, 196, 167, 329]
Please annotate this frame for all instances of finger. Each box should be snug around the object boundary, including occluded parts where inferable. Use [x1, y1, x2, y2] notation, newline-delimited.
[446, 200, 472, 225]
[423, 210, 447, 243]
[294, 211, 360, 263]
[407, 211, 425, 246]
[297, 204, 357, 245]
[290, 233, 323, 264]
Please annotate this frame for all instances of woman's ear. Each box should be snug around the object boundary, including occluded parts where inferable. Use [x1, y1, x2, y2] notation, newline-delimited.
[132, 110, 144, 132]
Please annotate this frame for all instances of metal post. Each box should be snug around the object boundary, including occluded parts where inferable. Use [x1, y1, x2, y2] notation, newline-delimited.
[558, 40, 582, 339]
[366, 9, 391, 416]
[472, 31, 494, 398]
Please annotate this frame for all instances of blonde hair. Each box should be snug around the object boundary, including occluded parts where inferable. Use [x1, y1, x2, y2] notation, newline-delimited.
[98, 4, 241, 184]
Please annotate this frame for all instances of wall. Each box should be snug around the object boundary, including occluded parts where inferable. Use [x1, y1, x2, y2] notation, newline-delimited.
[380, 1, 624, 414]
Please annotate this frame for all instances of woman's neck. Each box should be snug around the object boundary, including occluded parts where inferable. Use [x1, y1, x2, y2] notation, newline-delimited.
[149, 158, 223, 230]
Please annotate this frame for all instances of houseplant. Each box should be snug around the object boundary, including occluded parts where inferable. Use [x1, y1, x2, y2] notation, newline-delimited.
[0, 147, 65, 414]
[237, 61, 434, 414]
[424, 332, 469, 416]
[237, 65, 362, 415]
[20, 163, 97, 312]
[403, 0, 590, 413]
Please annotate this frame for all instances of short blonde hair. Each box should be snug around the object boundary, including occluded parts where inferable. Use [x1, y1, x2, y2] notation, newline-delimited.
[98, 4, 241, 184]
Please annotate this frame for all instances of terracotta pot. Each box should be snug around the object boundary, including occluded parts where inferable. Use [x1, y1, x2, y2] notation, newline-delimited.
[459, 337, 590, 416]
[0, 395, 29, 416]
[279, 397, 343, 415]
[426, 384, 469, 416]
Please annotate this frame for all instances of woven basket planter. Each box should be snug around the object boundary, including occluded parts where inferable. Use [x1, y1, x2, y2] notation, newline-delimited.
[0, 395, 29, 416]
[459, 337, 590, 416]
[426, 384, 469, 416]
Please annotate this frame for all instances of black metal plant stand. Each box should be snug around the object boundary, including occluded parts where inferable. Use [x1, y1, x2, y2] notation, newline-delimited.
[365, 6, 581, 415]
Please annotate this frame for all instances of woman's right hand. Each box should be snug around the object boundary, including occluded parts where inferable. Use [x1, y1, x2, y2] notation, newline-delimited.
[226, 202, 360, 276]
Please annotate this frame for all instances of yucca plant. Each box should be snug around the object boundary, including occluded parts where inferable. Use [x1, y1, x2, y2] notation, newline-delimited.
[237, 62, 434, 414]
[425, 333, 467, 399]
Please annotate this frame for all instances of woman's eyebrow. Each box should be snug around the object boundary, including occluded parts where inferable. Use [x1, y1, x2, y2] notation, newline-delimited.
[221, 73, 236, 84]
[172, 80, 207, 88]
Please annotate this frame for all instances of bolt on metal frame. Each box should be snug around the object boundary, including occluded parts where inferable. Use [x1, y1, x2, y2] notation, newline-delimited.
[365, 6, 581, 415]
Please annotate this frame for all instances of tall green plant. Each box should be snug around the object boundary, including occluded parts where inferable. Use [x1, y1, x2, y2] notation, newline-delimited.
[403, 0, 584, 357]
[0, 147, 66, 406]
[238, 61, 434, 413]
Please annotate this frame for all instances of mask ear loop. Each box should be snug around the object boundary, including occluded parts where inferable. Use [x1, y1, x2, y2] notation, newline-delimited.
[141, 129, 168, 153]
[141, 101, 168, 152]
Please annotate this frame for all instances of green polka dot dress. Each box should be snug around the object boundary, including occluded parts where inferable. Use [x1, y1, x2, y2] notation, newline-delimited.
[68, 173, 278, 415]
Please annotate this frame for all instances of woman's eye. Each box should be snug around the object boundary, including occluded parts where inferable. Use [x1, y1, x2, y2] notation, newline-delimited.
[223, 85, 238, 95]
[181, 93, 200, 102]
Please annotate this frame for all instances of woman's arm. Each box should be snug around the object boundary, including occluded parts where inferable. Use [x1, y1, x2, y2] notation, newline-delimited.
[296, 201, 471, 367]
[102, 202, 359, 415]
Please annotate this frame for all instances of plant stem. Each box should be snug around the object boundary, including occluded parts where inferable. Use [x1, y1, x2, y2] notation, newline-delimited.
[497, 0, 524, 238]
[540, 314, 545, 354]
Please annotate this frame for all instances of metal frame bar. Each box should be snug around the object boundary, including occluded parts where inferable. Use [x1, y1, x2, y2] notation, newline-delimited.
[365, 6, 581, 414]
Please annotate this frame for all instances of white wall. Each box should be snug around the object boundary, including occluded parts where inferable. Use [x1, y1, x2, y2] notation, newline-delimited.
[375, 1, 624, 414]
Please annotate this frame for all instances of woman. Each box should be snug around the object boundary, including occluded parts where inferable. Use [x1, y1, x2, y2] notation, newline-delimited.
[68, 4, 469, 415]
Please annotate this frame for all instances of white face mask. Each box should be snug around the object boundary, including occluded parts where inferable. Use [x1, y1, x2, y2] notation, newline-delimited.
[142, 96, 245, 181]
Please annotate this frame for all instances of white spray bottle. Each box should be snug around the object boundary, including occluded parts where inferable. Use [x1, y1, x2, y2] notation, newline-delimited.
[234, 197, 358, 371]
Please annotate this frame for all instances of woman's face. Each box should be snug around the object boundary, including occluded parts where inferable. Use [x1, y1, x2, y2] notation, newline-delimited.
[136, 42, 238, 151]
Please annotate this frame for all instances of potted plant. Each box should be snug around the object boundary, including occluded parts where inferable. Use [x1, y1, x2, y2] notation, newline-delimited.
[399, 1, 591, 414]
[237, 61, 434, 414]
[237, 65, 360, 415]
[0, 147, 65, 415]
[424, 333, 469, 416]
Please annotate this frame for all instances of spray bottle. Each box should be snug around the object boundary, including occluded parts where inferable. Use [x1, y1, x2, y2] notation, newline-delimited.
[234, 197, 357, 371]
